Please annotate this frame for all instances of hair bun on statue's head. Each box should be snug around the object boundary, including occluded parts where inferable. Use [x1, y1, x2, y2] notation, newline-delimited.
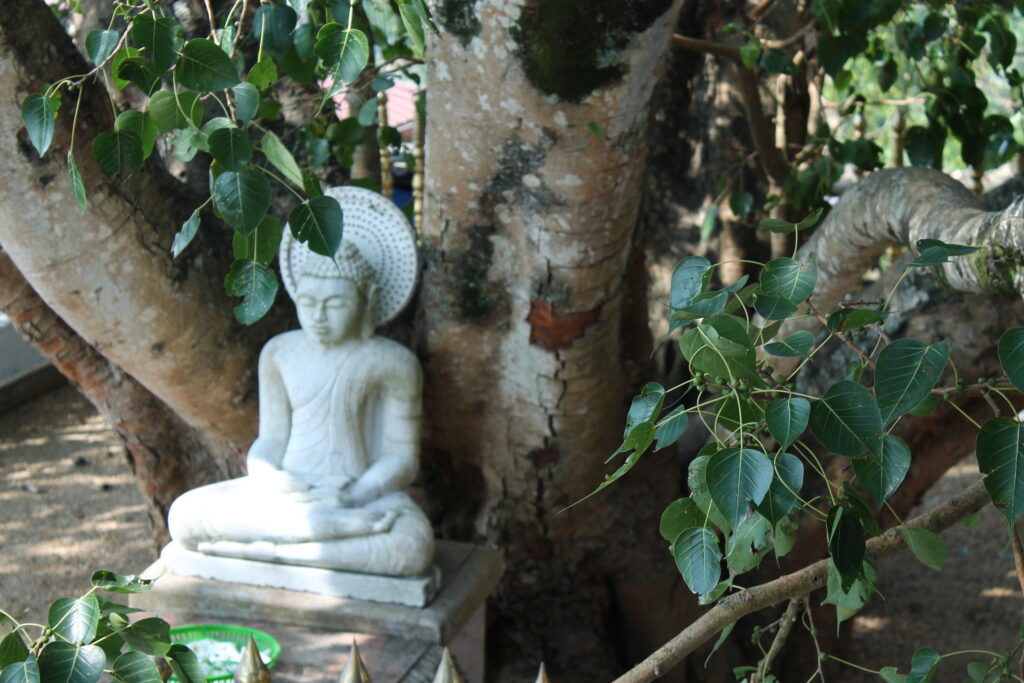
[296, 241, 377, 298]
[280, 186, 420, 326]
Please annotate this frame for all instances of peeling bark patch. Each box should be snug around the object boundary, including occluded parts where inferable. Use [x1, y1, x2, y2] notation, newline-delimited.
[437, 0, 482, 46]
[511, 0, 673, 102]
[527, 300, 600, 350]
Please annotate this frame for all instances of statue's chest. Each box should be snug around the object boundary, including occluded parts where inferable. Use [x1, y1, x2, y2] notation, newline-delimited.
[277, 348, 354, 406]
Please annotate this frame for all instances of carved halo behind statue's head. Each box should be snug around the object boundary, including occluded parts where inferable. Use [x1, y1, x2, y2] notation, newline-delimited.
[280, 186, 420, 334]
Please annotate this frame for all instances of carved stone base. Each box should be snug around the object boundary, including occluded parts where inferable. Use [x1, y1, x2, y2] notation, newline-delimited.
[158, 541, 441, 607]
[131, 541, 502, 645]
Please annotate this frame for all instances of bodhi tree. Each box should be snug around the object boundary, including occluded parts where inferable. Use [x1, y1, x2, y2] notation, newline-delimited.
[2, 0, 1024, 682]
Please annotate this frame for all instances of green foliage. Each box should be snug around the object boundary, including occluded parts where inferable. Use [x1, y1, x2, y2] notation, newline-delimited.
[20, 94, 55, 157]
[0, 573, 203, 683]
[590, 213, 1024, 679]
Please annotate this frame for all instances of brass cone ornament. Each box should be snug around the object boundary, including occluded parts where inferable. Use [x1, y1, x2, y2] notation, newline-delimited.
[431, 648, 465, 683]
[233, 635, 271, 683]
[535, 663, 551, 683]
[339, 640, 373, 683]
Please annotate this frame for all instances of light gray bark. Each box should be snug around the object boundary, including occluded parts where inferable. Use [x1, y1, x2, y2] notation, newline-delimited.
[800, 167, 1024, 316]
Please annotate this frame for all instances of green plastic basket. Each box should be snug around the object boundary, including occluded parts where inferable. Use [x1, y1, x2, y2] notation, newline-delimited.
[169, 624, 282, 682]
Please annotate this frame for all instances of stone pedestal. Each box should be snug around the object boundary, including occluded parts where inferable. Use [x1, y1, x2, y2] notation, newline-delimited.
[159, 542, 442, 607]
[130, 541, 502, 682]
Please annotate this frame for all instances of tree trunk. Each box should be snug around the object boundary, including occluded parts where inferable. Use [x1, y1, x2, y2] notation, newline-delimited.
[0, 252, 241, 546]
[0, 1, 290, 451]
[419, 1, 698, 679]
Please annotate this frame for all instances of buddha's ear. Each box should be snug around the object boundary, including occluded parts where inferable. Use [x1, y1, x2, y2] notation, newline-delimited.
[362, 283, 380, 338]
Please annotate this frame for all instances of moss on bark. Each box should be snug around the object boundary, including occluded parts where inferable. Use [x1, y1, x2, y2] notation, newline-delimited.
[511, 0, 673, 102]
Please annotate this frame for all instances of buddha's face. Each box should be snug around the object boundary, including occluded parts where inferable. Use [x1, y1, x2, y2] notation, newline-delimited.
[295, 277, 365, 347]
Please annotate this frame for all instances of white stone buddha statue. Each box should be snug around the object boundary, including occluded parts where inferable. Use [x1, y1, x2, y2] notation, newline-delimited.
[167, 232, 433, 578]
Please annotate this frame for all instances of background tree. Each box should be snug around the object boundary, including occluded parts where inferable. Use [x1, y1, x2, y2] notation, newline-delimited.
[1, 1, 1023, 682]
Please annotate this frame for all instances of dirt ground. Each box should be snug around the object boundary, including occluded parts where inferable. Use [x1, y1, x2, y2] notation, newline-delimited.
[0, 385, 1021, 681]
[0, 384, 156, 619]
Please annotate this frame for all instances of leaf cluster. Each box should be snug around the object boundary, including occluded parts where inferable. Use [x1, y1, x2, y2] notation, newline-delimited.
[22, 0, 434, 324]
[0, 571, 203, 683]
[592, 229, 1024, 650]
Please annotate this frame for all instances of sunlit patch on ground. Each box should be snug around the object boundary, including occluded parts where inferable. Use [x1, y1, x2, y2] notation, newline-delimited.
[839, 455, 1022, 681]
[0, 385, 156, 617]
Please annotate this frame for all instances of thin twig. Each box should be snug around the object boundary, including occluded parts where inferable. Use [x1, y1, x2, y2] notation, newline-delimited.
[204, 0, 219, 43]
[753, 599, 800, 683]
[671, 34, 740, 59]
[982, 390, 1003, 418]
[230, 0, 249, 58]
[1010, 519, 1024, 597]
[804, 597, 826, 683]
[612, 479, 991, 683]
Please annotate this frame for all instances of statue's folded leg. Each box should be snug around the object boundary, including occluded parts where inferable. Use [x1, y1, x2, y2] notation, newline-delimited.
[189, 508, 434, 576]
[169, 478, 397, 546]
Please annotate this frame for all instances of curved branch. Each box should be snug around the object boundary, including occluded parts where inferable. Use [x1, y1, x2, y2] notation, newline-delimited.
[801, 168, 1024, 317]
[614, 479, 991, 683]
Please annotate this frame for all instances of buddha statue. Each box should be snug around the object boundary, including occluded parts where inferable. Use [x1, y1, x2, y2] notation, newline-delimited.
[166, 193, 433, 578]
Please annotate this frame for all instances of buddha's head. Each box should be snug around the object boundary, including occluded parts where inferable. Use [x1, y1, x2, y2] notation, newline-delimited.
[293, 241, 379, 346]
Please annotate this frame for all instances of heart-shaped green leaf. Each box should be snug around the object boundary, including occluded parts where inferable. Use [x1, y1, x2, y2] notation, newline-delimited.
[208, 127, 252, 171]
[85, 29, 119, 66]
[765, 398, 809, 448]
[755, 452, 803, 525]
[0, 653, 39, 683]
[901, 527, 946, 571]
[315, 24, 369, 91]
[875, 339, 948, 425]
[673, 527, 721, 596]
[287, 195, 343, 257]
[760, 257, 817, 304]
[232, 83, 259, 126]
[225, 260, 279, 325]
[213, 169, 270, 233]
[763, 330, 814, 357]
[827, 506, 866, 592]
[112, 651, 163, 683]
[660, 497, 703, 543]
[998, 327, 1024, 393]
[130, 14, 182, 73]
[706, 447, 773, 528]
[976, 417, 1024, 523]
[852, 434, 910, 508]
[20, 94, 55, 157]
[48, 596, 99, 644]
[148, 91, 202, 132]
[809, 380, 882, 458]
[655, 404, 689, 451]
[176, 39, 239, 91]
[92, 130, 143, 176]
[38, 643, 104, 683]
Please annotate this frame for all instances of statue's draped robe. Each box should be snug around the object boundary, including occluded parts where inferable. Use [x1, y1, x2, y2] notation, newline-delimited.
[168, 336, 433, 576]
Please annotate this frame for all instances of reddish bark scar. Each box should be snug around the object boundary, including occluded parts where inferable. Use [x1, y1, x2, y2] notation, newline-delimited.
[527, 300, 600, 350]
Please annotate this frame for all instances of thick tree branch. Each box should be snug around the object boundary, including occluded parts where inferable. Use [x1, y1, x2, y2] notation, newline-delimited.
[0, 0, 290, 447]
[801, 168, 1024, 317]
[614, 479, 991, 683]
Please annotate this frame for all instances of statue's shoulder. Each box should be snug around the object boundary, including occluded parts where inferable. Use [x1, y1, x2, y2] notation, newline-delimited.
[358, 337, 420, 376]
[358, 335, 417, 368]
[260, 329, 304, 360]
